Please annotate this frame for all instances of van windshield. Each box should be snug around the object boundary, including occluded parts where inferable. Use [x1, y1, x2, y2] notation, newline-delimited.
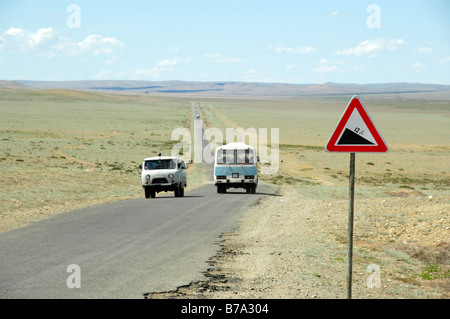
[144, 159, 176, 170]
[216, 149, 255, 164]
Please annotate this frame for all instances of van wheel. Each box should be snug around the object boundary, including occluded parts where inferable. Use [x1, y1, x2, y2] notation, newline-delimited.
[145, 188, 155, 198]
[180, 185, 184, 197]
[175, 185, 182, 197]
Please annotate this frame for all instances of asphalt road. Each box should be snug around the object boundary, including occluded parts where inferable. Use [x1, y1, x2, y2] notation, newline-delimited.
[0, 182, 275, 299]
[1, 103, 275, 299]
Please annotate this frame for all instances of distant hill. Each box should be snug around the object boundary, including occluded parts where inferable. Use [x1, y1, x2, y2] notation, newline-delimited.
[0, 80, 30, 90]
[4, 80, 450, 98]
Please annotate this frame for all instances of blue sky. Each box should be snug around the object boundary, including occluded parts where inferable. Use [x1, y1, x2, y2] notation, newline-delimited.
[1, 0, 449, 84]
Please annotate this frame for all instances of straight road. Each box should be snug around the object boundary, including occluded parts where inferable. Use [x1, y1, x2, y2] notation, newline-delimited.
[0, 183, 274, 299]
[1, 102, 275, 298]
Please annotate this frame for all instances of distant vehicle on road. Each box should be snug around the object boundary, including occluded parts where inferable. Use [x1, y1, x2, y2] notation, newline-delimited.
[214, 142, 258, 194]
[140, 154, 187, 198]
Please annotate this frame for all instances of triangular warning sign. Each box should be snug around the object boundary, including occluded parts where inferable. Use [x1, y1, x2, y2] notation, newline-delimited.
[325, 96, 388, 152]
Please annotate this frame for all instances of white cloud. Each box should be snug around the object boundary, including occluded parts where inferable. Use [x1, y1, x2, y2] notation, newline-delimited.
[135, 68, 160, 78]
[204, 53, 245, 63]
[416, 47, 432, 53]
[157, 58, 180, 68]
[329, 11, 339, 16]
[167, 46, 179, 54]
[285, 64, 295, 70]
[94, 70, 112, 79]
[313, 65, 338, 73]
[0, 27, 125, 57]
[76, 34, 125, 55]
[410, 62, 426, 69]
[29, 27, 58, 48]
[105, 56, 119, 64]
[267, 44, 317, 54]
[438, 56, 450, 64]
[2, 27, 57, 51]
[4, 27, 26, 37]
[134, 58, 190, 79]
[335, 38, 406, 56]
[312, 59, 341, 74]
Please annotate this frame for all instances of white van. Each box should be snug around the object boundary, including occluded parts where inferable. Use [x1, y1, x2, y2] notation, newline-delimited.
[214, 142, 258, 194]
[140, 155, 187, 198]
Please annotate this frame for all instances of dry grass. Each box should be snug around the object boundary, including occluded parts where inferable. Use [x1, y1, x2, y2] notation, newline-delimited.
[0, 89, 199, 232]
[196, 95, 449, 298]
[1, 88, 449, 298]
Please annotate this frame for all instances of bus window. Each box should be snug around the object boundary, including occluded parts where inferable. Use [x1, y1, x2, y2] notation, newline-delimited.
[216, 151, 225, 164]
[237, 149, 254, 164]
[246, 149, 255, 164]
[217, 149, 235, 164]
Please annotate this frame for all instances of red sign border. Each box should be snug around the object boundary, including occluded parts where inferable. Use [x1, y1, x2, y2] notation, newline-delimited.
[325, 96, 388, 153]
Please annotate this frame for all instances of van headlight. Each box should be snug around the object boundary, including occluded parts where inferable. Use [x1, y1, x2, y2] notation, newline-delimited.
[168, 173, 174, 179]
[145, 175, 151, 180]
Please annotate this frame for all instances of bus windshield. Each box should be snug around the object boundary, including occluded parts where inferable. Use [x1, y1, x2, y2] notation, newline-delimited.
[216, 149, 255, 164]
[144, 159, 176, 170]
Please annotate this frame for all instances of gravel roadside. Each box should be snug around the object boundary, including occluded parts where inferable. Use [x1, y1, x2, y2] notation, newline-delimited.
[147, 185, 449, 299]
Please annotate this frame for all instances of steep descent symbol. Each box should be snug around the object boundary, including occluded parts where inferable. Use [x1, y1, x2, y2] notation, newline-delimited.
[336, 107, 376, 145]
[337, 128, 374, 145]
[325, 96, 388, 152]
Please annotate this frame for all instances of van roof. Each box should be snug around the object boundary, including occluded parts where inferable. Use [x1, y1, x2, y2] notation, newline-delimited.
[218, 142, 255, 150]
[143, 156, 182, 161]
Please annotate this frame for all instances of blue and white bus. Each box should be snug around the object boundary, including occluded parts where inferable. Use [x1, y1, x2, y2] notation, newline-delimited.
[214, 142, 258, 194]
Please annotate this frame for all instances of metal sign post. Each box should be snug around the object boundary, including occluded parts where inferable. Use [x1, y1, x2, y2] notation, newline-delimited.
[347, 152, 355, 299]
[325, 96, 388, 299]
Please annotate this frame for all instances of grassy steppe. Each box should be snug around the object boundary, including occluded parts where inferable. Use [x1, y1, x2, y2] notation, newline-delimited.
[0, 89, 196, 231]
[1, 88, 448, 298]
[2, 88, 448, 228]
[198, 96, 449, 192]
[197, 95, 449, 298]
